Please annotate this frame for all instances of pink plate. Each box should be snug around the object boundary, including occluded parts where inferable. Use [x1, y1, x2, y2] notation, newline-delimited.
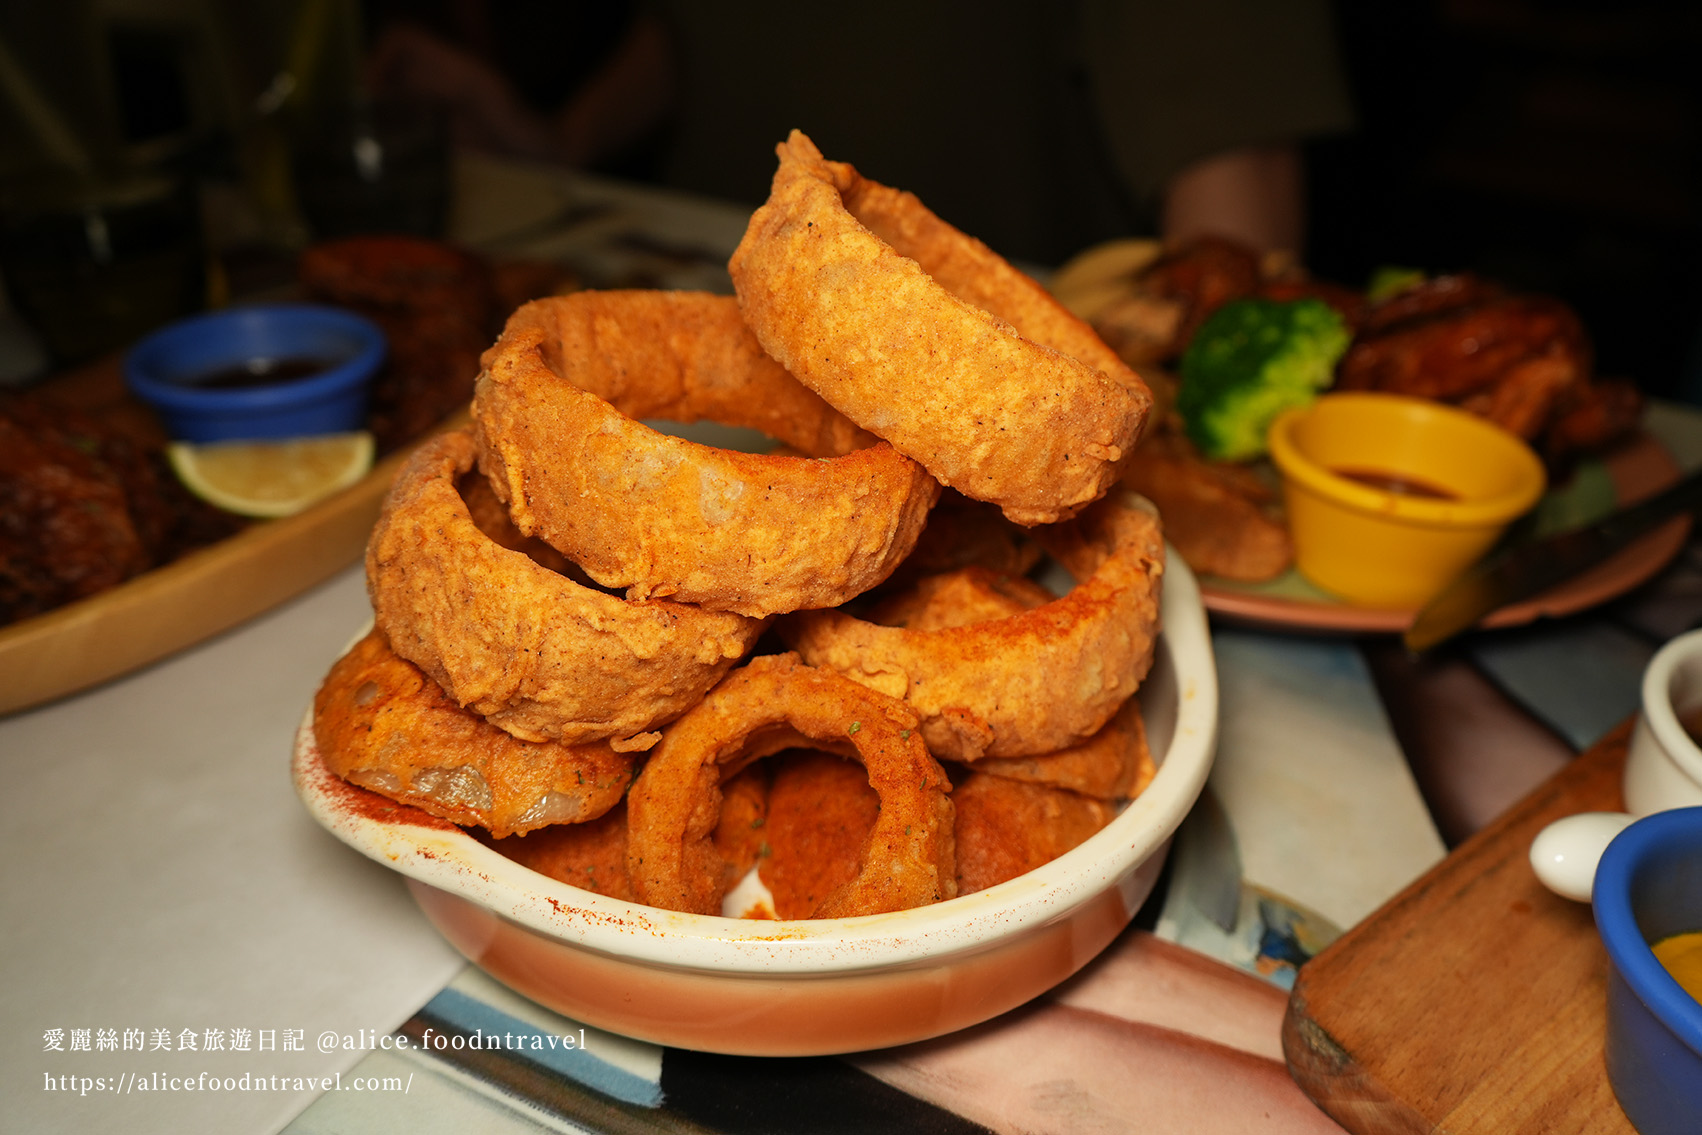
[1201, 431, 1688, 634]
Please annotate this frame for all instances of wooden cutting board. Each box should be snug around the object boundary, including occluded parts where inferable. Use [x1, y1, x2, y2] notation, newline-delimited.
[1283, 721, 1635, 1134]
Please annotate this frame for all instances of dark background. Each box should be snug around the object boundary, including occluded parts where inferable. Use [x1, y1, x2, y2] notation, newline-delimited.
[1306, 0, 1702, 401]
[4, 0, 1699, 399]
[356, 0, 1702, 401]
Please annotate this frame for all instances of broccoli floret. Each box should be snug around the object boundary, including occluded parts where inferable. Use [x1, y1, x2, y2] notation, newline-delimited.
[1367, 265, 1426, 304]
[1176, 297, 1350, 462]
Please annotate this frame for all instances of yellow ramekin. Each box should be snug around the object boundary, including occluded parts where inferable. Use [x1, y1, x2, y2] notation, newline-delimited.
[1267, 392, 1547, 608]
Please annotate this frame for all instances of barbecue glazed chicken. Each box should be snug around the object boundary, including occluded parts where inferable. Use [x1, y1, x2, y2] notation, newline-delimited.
[1339, 273, 1640, 462]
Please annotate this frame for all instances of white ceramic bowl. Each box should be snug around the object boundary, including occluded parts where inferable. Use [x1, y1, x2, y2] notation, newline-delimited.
[1532, 628, 1702, 902]
[1626, 627, 1702, 815]
[293, 555, 1217, 1056]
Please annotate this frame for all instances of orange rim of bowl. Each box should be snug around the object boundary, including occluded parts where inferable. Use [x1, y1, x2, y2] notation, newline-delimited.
[1267, 393, 1547, 528]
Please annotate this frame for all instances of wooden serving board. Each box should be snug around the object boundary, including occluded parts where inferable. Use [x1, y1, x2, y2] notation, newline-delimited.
[1283, 722, 1635, 1133]
[0, 358, 462, 715]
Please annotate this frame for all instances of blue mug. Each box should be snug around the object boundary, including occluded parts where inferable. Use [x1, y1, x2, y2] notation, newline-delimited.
[1594, 805, 1702, 1134]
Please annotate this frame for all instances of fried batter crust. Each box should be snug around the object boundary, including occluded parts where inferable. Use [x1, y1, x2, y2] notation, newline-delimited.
[866, 565, 1057, 633]
[474, 291, 940, 617]
[485, 779, 767, 904]
[626, 653, 955, 918]
[713, 764, 771, 894]
[314, 630, 633, 837]
[480, 803, 636, 899]
[729, 131, 1151, 526]
[368, 428, 766, 744]
[756, 752, 1126, 914]
[974, 696, 1155, 801]
[784, 488, 1165, 761]
[864, 565, 1155, 797]
[758, 751, 884, 920]
[873, 490, 1043, 597]
[953, 773, 1116, 895]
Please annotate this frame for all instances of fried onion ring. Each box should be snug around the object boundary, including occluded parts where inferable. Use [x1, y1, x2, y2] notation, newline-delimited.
[729, 131, 1151, 526]
[865, 564, 1057, 633]
[866, 567, 1156, 798]
[783, 488, 1164, 761]
[974, 695, 1155, 801]
[626, 653, 955, 917]
[758, 750, 884, 920]
[872, 490, 1043, 597]
[314, 630, 634, 837]
[480, 803, 636, 900]
[367, 428, 766, 745]
[755, 750, 1124, 914]
[952, 773, 1117, 895]
[473, 291, 940, 616]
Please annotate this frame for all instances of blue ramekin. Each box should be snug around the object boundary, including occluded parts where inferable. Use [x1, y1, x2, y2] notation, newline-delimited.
[124, 303, 385, 442]
[1594, 805, 1702, 1135]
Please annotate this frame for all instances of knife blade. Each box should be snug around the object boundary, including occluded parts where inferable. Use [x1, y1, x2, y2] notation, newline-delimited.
[1404, 464, 1702, 652]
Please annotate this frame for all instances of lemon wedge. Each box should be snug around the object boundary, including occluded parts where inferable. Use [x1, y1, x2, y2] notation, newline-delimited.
[167, 431, 375, 518]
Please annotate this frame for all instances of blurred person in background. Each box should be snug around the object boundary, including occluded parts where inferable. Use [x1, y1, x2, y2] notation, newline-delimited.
[364, 0, 1353, 264]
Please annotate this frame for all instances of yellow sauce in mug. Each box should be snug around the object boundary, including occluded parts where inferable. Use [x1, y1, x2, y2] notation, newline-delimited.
[1652, 931, 1702, 1002]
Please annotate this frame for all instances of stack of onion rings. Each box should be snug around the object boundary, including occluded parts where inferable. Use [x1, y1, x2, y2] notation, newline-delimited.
[474, 291, 940, 617]
[730, 131, 1151, 526]
[312, 131, 1173, 924]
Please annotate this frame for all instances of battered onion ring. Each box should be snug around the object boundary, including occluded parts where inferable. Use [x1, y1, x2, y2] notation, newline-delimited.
[314, 630, 633, 837]
[783, 487, 1165, 762]
[868, 567, 1156, 799]
[480, 803, 636, 900]
[474, 291, 940, 617]
[953, 772, 1117, 896]
[873, 490, 1044, 598]
[729, 130, 1151, 526]
[626, 653, 955, 917]
[758, 750, 884, 920]
[864, 568, 1157, 799]
[367, 428, 766, 745]
[865, 564, 1057, 633]
[975, 695, 1155, 801]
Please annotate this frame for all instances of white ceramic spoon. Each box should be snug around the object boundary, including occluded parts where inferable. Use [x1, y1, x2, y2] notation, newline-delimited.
[1529, 812, 1639, 902]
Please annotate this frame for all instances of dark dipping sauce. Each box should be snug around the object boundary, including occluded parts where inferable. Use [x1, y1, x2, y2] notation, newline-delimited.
[1330, 467, 1460, 502]
[187, 356, 338, 390]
